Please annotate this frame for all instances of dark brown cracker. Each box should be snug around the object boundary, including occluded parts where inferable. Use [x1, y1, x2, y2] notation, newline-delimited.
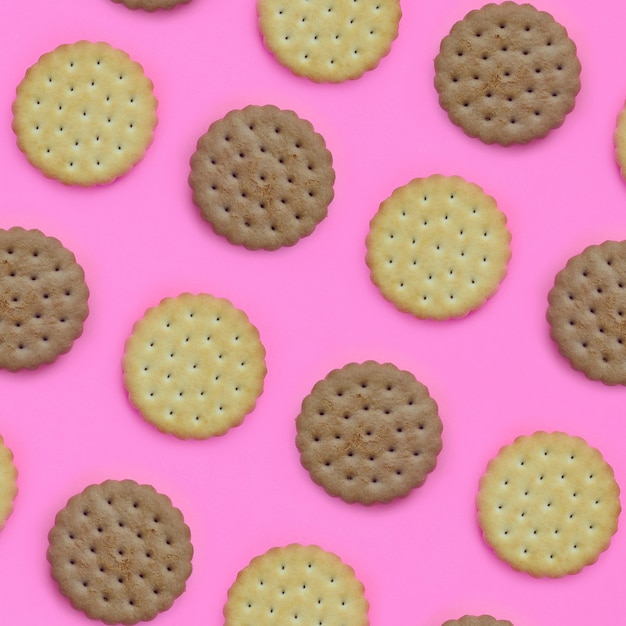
[443, 617, 513, 626]
[0, 227, 89, 371]
[47, 480, 193, 625]
[296, 361, 443, 505]
[110, 0, 191, 10]
[547, 241, 626, 385]
[189, 105, 335, 250]
[434, 2, 581, 145]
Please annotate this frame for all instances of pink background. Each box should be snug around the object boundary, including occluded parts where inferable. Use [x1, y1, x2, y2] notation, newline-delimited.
[1, 0, 625, 624]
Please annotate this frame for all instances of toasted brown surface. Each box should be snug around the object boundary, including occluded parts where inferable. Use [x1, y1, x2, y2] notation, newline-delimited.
[47, 480, 193, 625]
[435, 2, 581, 145]
[0, 227, 89, 371]
[547, 240, 626, 385]
[190, 105, 334, 250]
[296, 361, 443, 505]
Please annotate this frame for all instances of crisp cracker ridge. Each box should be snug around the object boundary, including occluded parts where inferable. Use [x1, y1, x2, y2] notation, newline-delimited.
[257, 0, 401, 83]
[477, 431, 621, 578]
[0, 435, 18, 531]
[434, 2, 581, 145]
[366, 174, 511, 320]
[123, 293, 266, 439]
[224, 544, 369, 626]
[12, 41, 157, 185]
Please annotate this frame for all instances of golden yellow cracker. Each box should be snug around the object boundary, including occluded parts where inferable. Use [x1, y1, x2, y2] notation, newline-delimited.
[12, 41, 157, 186]
[366, 175, 511, 320]
[257, 0, 401, 83]
[123, 293, 266, 440]
[0, 435, 18, 530]
[477, 432, 621, 578]
[615, 103, 626, 180]
[224, 544, 369, 626]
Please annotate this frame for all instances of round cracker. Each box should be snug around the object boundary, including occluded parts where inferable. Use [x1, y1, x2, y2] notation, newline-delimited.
[257, 0, 401, 83]
[110, 0, 191, 10]
[0, 435, 18, 530]
[12, 41, 157, 186]
[366, 175, 511, 320]
[296, 361, 443, 505]
[189, 105, 335, 250]
[224, 544, 369, 626]
[123, 293, 267, 439]
[477, 432, 621, 578]
[0, 227, 89, 371]
[443, 617, 513, 626]
[47, 480, 193, 625]
[434, 2, 581, 145]
[547, 241, 626, 385]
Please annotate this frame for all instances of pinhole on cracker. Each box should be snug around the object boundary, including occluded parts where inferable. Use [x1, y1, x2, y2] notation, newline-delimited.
[47, 479, 193, 625]
[12, 41, 157, 186]
[547, 240, 626, 385]
[296, 361, 443, 505]
[224, 544, 369, 626]
[366, 174, 511, 320]
[123, 293, 267, 439]
[189, 104, 335, 250]
[257, 0, 401, 83]
[0, 227, 89, 371]
[434, 2, 581, 145]
[477, 431, 620, 578]
[0, 435, 18, 531]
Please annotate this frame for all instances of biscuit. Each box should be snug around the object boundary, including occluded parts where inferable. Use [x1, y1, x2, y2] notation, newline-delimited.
[616, 104, 626, 180]
[257, 0, 401, 83]
[296, 361, 442, 505]
[110, 0, 191, 10]
[434, 2, 581, 145]
[477, 432, 621, 578]
[0, 435, 18, 530]
[47, 479, 193, 625]
[123, 293, 267, 439]
[443, 616, 513, 626]
[12, 41, 157, 185]
[224, 544, 369, 626]
[366, 175, 511, 320]
[189, 105, 335, 250]
[547, 241, 626, 385]
[0, 227, 89, 371]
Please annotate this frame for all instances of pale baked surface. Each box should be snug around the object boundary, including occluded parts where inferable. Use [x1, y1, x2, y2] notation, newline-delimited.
[443, 616, 513, 626]
[123, 293, 267, 439]
[0, 435, 18, 530]
[12, 41, 157, 185]
[296, 361, 443, 505]
[547, 241, 626, 385]
[366, 175, 511, 319]
[47, 480, 193, 625]
[434, 2, 581, 145]
[477, 432, 621, 578]
[190, 105, 335, 250]
[257, 0, 401, 83]
[0, 227, 89, 371]
[110, 0, 191, 10]
[224, 544, 369, 626]
[615, 105, 626, 180]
